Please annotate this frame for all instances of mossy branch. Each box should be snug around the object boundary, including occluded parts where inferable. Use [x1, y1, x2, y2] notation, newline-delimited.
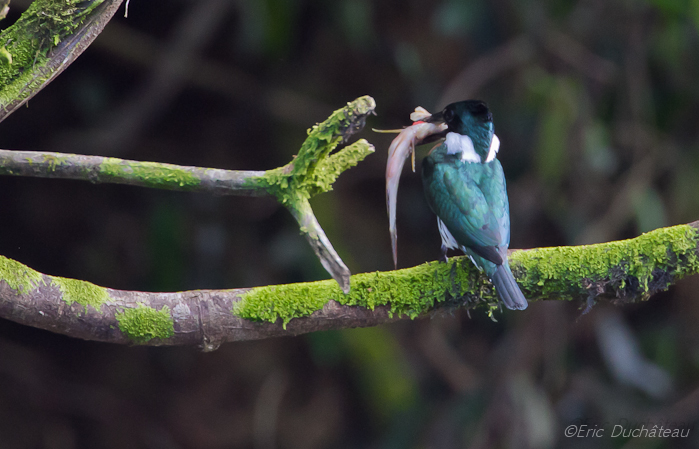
[1, 222, 697, 349]
[1, 3, 694, 348]
[0, 0, 125, 121]
[0, 96, 377, 290]
[0, 1, 375, 292]
[245, 95, 376, 292]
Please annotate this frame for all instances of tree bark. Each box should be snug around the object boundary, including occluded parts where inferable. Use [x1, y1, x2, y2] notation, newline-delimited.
[1, 222, 697, 349]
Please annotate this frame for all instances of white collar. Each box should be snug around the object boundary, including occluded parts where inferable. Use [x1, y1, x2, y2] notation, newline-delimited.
[445, 132, 500, 163]
[485, 134, 500, 163]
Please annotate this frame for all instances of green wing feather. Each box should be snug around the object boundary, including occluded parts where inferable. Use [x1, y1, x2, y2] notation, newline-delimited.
[423, 154, 505, 265]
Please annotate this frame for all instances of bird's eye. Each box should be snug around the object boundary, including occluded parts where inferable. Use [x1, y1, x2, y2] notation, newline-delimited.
[443, 108, 454, 122]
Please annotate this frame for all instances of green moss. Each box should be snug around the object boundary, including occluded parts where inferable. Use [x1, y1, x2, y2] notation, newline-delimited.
[246, 96, 376, 203]
[0, 255, 44, 292]
[234, 257, 493, 328]
[510, 224, 699, 299]
[100, 158, 200, 189]
[0, 47, 11, 65]
[42, 154, 60, 172]
[251, 165, 299, 204]
[52, 276, 110, 310]
[234, 225, 699, 326]
[0, 0, 105, 106]
[0, 257, 112, 311]
[306, 139, 375, 196]
[0, 57, 51, 106]
[115, 304, 175, 344]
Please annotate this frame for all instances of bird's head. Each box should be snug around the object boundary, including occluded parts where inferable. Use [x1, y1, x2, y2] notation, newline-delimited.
[427, 100, 497, 161]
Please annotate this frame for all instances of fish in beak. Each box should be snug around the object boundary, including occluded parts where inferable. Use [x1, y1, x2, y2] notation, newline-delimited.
[377, 107, 448, 269]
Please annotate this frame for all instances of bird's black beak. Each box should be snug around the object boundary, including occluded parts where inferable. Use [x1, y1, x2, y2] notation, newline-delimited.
[426, 111, 445, 124]
[415, 111, 448, 145]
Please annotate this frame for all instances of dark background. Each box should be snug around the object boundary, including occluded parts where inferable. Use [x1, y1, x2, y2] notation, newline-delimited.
[1, 0, 699, 447]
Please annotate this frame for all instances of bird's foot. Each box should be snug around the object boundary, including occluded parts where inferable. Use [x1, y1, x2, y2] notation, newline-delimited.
[439, 245, 449, 263]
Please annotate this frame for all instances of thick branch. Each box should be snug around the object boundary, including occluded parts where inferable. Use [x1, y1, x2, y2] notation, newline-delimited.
[1, 222, 697, 349]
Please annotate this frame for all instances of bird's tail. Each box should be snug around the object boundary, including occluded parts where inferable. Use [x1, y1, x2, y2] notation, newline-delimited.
[491, 263, 528, 310]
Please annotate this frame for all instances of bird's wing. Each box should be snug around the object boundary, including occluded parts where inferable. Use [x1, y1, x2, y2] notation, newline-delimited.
[476, 159, 510, 248]
[427, 162, 504, 265]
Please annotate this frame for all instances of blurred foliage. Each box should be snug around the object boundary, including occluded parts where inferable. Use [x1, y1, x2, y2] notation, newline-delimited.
[2, 0, 699, 447]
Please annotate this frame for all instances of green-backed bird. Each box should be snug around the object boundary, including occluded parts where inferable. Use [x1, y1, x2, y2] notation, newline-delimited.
[422, 100, 528, 310]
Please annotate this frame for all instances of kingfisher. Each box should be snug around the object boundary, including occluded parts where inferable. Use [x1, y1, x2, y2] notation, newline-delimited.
[420, 100, 528, 310]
